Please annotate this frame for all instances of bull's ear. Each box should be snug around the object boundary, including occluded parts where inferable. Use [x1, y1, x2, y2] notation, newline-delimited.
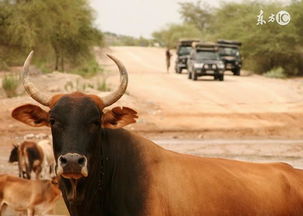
[12, 104, 49, 127]
[102, 106, 138, 129]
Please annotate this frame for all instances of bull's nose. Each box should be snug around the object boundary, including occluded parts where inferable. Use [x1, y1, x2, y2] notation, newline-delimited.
[57, 153, 88, 179]
[59, 154, 86, 168]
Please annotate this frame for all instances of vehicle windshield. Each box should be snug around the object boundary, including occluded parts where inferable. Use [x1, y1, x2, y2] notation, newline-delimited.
[218, 47, 239, 56]
[178, 46, 192, 56]
[196, 51, 220, 60]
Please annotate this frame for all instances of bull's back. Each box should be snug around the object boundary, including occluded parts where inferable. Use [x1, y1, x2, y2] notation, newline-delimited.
[148, 148, 303, 216]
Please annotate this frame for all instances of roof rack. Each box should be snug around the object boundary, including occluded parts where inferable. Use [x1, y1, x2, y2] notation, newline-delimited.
[192, 42, 217, 50]
[217, 39, 242, 47]
[178, 39, 200, 46]
[217, 44, 240, 49]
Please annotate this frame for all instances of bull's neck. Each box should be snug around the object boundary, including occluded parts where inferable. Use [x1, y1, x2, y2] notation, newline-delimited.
[63, 128, 149, 216]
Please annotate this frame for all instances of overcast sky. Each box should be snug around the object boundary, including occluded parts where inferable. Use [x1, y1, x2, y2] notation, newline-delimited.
[89, 0, 289, 38]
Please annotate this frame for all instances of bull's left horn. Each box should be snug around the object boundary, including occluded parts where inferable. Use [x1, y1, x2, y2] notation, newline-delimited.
[22, 51, 51, 106]
[102, 54, 128, 107]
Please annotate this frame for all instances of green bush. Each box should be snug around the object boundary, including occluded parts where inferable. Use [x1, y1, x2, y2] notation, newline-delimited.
[2, 75, 19, 97]
[264, 67, 287, 79]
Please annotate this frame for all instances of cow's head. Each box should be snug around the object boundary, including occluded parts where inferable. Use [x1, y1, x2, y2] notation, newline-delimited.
[12, 51, 138, 180]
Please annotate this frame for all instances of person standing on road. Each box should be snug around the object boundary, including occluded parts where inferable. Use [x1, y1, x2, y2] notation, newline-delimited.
[165, 48, 172, 73]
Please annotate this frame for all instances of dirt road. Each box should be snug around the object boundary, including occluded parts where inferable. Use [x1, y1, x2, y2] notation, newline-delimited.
[97, 46, 303, 139]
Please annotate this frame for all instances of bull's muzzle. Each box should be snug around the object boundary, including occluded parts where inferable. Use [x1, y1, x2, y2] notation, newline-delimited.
[57, 153, 88, 179]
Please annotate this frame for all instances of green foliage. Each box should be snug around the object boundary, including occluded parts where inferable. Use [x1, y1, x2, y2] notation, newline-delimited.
[152, 23, 202, 48]
[155, 0, 303, 76]
[2, 75, 19, 98]
[179, 1, 212, 31]
[264, 67, 287, 78]
[70, 58, 103, 78]
[209, 1, 301, 75]
[0, 0, 103, 71]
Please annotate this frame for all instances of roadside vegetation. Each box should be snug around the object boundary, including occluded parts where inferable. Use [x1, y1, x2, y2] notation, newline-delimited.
[0, 0, 103, 73]
[0, 0, 108, 97]
[2, 74, 19, 98]
[152, 0, 303, 77]
[104, 32, 154, 47]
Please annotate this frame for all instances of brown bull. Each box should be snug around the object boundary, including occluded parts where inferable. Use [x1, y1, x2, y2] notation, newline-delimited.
[11, 51, 303, 216]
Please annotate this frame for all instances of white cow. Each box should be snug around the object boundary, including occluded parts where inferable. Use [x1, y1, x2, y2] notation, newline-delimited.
[37, 140, 55, 179]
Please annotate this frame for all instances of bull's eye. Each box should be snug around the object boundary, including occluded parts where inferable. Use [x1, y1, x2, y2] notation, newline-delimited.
[49, 119, 56, 125]
[49, 118, 63, 129]
[92, 120, 101, 127]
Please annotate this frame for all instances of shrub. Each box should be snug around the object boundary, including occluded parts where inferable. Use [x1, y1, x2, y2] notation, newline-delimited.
[2, 75, 19, 97]
[264, 67, 287, 79]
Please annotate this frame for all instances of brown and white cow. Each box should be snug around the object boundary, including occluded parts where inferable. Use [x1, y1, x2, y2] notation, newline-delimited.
[9, 141, 43, 180]
[9, 140, 56, 180]
[0, 174, 61, 216]
[11, 51, 303, 216]
[37, 139, 56, 179]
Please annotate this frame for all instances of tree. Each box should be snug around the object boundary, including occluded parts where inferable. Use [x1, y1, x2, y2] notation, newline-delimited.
[210, 1, 300, 74]
[179, 1, 212, 31]
[152, 23, 202, 48]
[0, 0, 103, 71]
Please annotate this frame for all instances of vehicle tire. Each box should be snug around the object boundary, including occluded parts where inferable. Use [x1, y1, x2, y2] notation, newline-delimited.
[219, 74, 224, 81]
[233, 68, 241, 76]
[188, 71, 192, 79]
[214, 75, 218, 80]
[192, 72, 198, 81]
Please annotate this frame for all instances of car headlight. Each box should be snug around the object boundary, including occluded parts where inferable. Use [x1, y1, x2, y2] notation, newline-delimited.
[218, 62, 225, 69]
[194, 63, 204, 68]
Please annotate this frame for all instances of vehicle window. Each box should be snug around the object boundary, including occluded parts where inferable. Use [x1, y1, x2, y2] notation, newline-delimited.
[178, 46, 192, 56]
[196, 51, 220, 60]
[218, 47, 239, 56]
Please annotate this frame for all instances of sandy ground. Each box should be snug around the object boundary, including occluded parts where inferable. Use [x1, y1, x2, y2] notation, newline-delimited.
[0, 46, 303, 215]
[99, 46, 303, 139]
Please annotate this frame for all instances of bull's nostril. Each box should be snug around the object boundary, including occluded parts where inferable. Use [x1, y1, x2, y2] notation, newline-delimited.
[60, 156, 68, 165]
[78, 157, 86, 166]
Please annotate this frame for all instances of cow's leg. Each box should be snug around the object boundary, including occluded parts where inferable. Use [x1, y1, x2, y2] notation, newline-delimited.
[50, 163, 56, 178]
[0, 201, 7, 216]
[26, 208, 34, 216]
[34, 165, 42, 180]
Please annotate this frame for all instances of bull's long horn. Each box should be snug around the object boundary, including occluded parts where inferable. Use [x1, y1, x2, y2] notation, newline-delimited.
[22, 51, 51, 106]
[102, 54, 128, 107]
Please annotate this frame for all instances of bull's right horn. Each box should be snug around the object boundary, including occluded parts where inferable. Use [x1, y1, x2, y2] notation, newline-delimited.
[22, 51, 51, 106]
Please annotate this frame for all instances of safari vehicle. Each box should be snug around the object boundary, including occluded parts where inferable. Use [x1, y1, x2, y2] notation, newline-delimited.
[217, 40, 242, 76]
[175, 39, 200, 74]
[187, 43, 225, 81]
